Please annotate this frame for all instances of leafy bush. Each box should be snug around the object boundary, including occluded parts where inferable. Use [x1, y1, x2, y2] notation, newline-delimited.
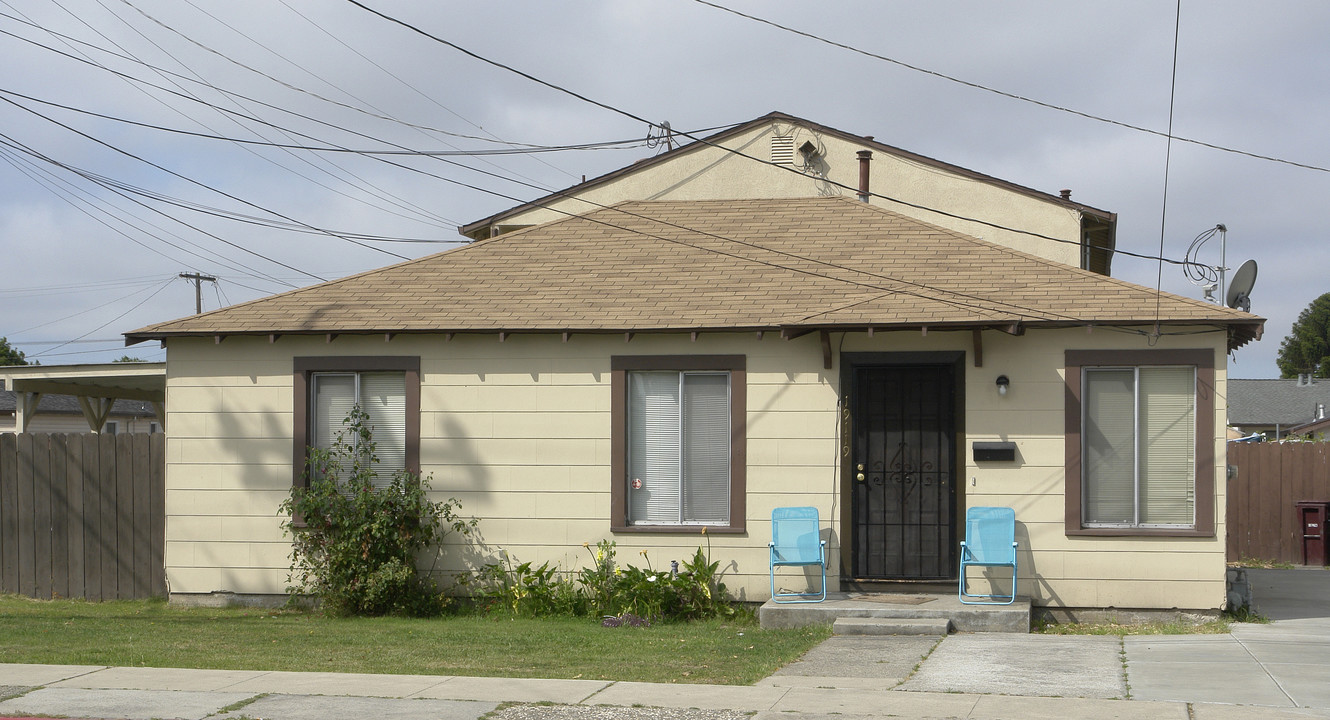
[456, 551, 586, 617]
[280, 407, 473, 617]
[464, 534, 737, 623]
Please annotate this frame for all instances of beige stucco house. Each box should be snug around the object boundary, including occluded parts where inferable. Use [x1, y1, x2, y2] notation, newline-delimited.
[128, 196, 1262, 613]
[461, 111, 1118, 276]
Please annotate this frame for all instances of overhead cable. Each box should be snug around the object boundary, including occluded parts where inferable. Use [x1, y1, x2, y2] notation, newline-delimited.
[691, 0, 1330, 174]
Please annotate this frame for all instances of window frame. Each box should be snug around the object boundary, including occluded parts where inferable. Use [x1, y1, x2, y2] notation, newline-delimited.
[610, 355, 746, 535]
[1064, 349, 1215, 537]
[292, 356, 420, 489]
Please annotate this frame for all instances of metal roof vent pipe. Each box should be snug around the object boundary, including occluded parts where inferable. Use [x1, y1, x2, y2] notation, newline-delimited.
[857, 150, 873, 202]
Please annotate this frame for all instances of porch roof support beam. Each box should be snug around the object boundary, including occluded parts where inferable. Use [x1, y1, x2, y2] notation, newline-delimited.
[15, 391, 42, 432]
[77, 395, 116, 433]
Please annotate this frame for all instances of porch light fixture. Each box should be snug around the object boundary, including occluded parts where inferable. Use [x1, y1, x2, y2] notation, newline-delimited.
[996, 375, 1010, 397]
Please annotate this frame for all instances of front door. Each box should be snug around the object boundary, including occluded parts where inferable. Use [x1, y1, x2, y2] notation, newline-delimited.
[850, 365, 957, 580]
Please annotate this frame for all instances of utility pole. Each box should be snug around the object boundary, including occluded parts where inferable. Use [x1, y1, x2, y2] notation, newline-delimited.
[179, 272, 217, 314]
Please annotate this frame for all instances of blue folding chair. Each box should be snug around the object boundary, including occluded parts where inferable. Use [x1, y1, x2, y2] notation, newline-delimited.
[769, 506, 827, 603]
[958, 506, 1018, 605]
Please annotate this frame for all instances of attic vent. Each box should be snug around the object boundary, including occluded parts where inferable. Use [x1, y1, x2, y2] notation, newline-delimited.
[771, 135, 795, 164]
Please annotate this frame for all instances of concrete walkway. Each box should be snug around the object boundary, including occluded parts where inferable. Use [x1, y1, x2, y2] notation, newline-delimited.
[1, 568, 1326, 720]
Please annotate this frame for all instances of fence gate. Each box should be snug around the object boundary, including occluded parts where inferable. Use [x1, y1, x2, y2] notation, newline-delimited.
[0, 432, 165, 600]
[1227, 442, 1330, 564]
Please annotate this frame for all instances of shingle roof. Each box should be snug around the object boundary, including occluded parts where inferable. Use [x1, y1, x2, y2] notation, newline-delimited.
[126, 197, 1262, 348]
[1228, 379, 1330, 425]
[0, 391, 156, 418]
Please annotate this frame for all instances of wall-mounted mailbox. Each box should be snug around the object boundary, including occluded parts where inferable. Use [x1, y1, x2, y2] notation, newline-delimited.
[973, 442, 1017, 462]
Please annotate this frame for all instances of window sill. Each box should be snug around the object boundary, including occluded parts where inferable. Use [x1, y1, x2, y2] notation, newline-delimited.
[1066, 526, 1213, 538]
[611, 524, 746, 535]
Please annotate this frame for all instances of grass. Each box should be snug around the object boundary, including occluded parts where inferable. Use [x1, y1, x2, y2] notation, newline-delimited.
[0, 595, 830, 685]
[1230, 559, 1297, 570]
[1033, 617, 1232, 636]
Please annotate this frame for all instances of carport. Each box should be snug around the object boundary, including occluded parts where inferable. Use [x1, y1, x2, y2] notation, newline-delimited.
[1, 363, 166, 433]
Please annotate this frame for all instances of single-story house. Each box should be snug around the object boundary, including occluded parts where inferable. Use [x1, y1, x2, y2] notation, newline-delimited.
[127, 196, 1262, 612]
[462, 111, 1118, 276]
[1228, 377, 1330, 439]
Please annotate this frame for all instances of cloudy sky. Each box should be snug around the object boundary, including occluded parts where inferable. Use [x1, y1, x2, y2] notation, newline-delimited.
[1, 1, 1325, 377]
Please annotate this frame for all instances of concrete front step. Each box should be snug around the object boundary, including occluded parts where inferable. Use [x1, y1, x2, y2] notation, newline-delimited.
[833, 616, 950, 636]
[760, 592, 1031, 633]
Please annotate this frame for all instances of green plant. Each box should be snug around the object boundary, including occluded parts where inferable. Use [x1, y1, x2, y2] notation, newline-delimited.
[1224, 605, 1271, 623]
[458, 552, 585, 617]
[279, 406, 474, 616]
[671, 530, 736, 621]
[577, 540, 619, 616]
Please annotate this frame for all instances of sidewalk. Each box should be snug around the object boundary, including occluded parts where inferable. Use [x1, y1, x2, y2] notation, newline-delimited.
[1, 569, 1326, 720]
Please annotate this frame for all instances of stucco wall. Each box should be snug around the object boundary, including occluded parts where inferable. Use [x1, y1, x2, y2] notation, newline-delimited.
[488, 121, 1088, 267]
[163, 326, 1228, 610]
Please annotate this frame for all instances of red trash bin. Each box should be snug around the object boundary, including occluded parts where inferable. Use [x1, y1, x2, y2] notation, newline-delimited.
[1296, 501, 1330, 566]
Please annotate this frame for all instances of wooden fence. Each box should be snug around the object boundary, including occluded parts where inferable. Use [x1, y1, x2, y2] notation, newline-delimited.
[1227, 441, 1330, 564]
[0, 433, 165, 600]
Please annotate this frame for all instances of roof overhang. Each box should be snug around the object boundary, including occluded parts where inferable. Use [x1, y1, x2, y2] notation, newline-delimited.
[1, 362, 166, 403]
[131, 317, 1263, 354]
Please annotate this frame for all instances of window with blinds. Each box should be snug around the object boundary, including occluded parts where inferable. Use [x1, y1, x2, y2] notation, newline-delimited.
[1083, 366, 1195, 528]
[310, 371, 406, 489]
[627, 371, 731, 525]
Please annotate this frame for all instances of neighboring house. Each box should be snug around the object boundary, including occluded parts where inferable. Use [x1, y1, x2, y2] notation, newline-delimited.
[127, 197, 1262, 612]
[460, 111, 1118, 275]
[1227, 377, 1330, 439]
[1288, 415, 1330, 438]
[0, 390, 159, 434]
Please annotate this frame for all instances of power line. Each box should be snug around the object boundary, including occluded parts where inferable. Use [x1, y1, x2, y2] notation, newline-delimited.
[0, 86, 652, 157]
[691, 0, 1330, 175]
[103, 0, 461, 232]
[271, 0, 580, 182]
[1153, 1, 1184, 337]
[135, 0, 569, 189]
[77, 0, 460, 234]
[28, 277, 175, 359]
[345, 1, 1209, 272]
[0, 94, 413, 261]
[331, 2, 1246, 328]
[0, 129, 324, 283]
[0, 140, 297, 286]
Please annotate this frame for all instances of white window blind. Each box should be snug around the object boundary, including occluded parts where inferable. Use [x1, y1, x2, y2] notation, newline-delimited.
[682, 373, 730, 523]
[628, 371, 730, 525]
[1083, 367, 1195, 527]
[311, 371, 405, 489]
[1138, 367, 1195, 525]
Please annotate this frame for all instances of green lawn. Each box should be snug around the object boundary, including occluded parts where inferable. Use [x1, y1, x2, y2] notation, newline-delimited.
[0, 596, 829, 685]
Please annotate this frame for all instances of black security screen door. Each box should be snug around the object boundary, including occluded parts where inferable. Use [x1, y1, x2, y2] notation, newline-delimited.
[851, 365, 957, 580]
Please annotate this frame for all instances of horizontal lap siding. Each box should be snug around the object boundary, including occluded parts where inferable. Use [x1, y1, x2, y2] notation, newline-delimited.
[164, 328, 1229, 609]
[949, 329, 1229, 610]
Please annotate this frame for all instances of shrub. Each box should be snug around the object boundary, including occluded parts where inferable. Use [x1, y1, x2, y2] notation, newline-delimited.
[279, 407, 473, 616]
[456, 551, 586, 617]
[465, 534, 737, 622]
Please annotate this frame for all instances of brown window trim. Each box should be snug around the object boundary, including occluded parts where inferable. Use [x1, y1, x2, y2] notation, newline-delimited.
[292, 356, 421, 489]
[1064, 349, 1215, 537]
[610, 355, 746, 535]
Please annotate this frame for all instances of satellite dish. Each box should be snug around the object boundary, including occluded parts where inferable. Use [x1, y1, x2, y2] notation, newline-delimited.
[1226, 259, 1257, 311]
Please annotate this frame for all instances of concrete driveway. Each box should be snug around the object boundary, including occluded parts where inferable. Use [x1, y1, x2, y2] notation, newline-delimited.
[1125, 568, 1330, 708]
